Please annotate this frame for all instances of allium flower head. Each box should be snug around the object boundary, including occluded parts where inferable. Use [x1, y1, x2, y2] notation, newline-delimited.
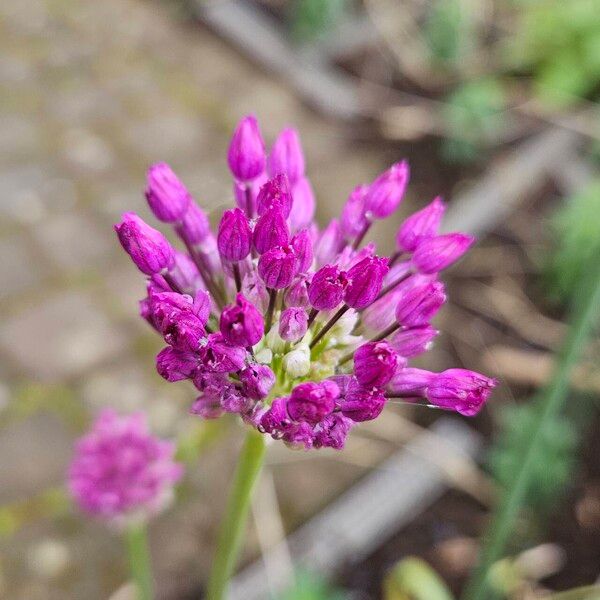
[68, 410, 182, 525]
[115, 117, 496, 452]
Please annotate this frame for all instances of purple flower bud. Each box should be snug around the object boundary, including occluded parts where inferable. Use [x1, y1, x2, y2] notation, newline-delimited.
[258, 245, 297, 289]
[287, 380, 339, 424]
[344, 256, 389, 309]
[313, 413, 353, 449]
[390, 325, 438, 357]
[340, 184, 369, 239]
[396, 196, 445, 252]
[291, 229, 313, 273]
[227, 115, 266, 181]
[426, 369, 497, 416]
[145, 162, 191, 223]
[327, 374, 354, 396]
[387, 367, 436, 396]
[115, 212, 174, 275]
[198, 333, 247, 373]
[253, 206, 290, 255]
[219, 293, 265, 347]
[279, 307, 308, 342]
[193, 289, 212, 324]
[220, 385, 251, 414]
[268, 127, 305, 184]
[217, 208, 252, 262]
[176, 202, 211, 244]
[308, 265, 348, 310]
[364, 161, 410, 219]
[289, 177, 316, 231]
[341, 380, 386, 422]
[256, 174, 293, 218]
[282, 421, 315, 450]
[234, 172, 267, 216]
[156, 347, 197, 382]
[259, 397, 290, 434]
[190, 396, 224, 419]
[170, 251, 204, 295]
[285, 274, 310, 308]
[362, 286, 404, 332]
[315, 219, 343, 267]
[240, 364, 275, 400]
[161, 311, 206, 352]
[412, 233, 475, 274]
[353, 341, 403, 388]
[242, 270, 270, 312]
[395, 281, 446, 327]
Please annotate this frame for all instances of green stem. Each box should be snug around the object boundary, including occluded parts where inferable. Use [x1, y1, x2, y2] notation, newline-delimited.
[206, 429, 267, 600]
[462, 257, 600, 600]
[125, 522, 154, 600]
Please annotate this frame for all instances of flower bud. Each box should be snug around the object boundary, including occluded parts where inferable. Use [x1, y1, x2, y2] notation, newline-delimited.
[341, 380, 386, 422]
[426, 369, 496, 416]
[285, 274, 310, 308]
[190, 396, 224, 419]
[115, 212, 174, 275]
[219, 293, 265, 347]
[176, 202, 210, 244]
[217, 208, 252, 262]
[291, 229, 313, 273]
[308, 265, 348, 310]
[156, 347, 197, 382]
[227, 115, 266, 181]
[314, 414, 353, 450]
[396, 196, 445, 252]
[242, 270, 269, 312]
[353, 341, 403, 388]
[234, 172, 267, 216]
[340, 184, 369, 239]
[279, 307, 308, 342]
[193, 289, 212, 323]
[240, 364, 275, 400]
[260, 397, 290, 434]
[315, 219, 343, 267]
[198, 333, 247, 373]
[395, 281, 446, 327]
[256, 173, 293, 218]
[170, 251, 203, 295]
[253, 205, 290, 255]
[364, 160, 409, 219]
[145, 162, 191, 223]
[161, 311, 206, 352]
[387, 367, 435, 396]
[282, 344, 311, 378]
[412, 233, 475, 274]
[289, 177, 316, 231]
[268, 127, 305, 184]
[258, 245, 297, 289]
[287, 380, 339, 424]
[390, 325, 438, 357]
[344, 256, 389, 309]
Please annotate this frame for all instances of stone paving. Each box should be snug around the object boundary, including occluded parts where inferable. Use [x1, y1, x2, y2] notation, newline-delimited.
[0, 0, 391, 597]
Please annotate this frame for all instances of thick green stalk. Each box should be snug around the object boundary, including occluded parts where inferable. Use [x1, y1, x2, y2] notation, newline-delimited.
[206, 429, 267, 600]
[462, 257, 600, 600]
[125, 523, 154, 600]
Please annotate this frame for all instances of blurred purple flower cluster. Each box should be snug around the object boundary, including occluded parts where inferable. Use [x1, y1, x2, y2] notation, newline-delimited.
[114, 115, 496, 451]
[68, 410, 182, 524]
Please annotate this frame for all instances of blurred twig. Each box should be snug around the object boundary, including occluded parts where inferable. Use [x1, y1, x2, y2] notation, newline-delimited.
[358, 411, 497, 506]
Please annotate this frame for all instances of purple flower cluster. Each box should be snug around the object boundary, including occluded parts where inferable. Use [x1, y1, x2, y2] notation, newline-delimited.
[68, 410, 183, 524]
[115, 115, 496, 451]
